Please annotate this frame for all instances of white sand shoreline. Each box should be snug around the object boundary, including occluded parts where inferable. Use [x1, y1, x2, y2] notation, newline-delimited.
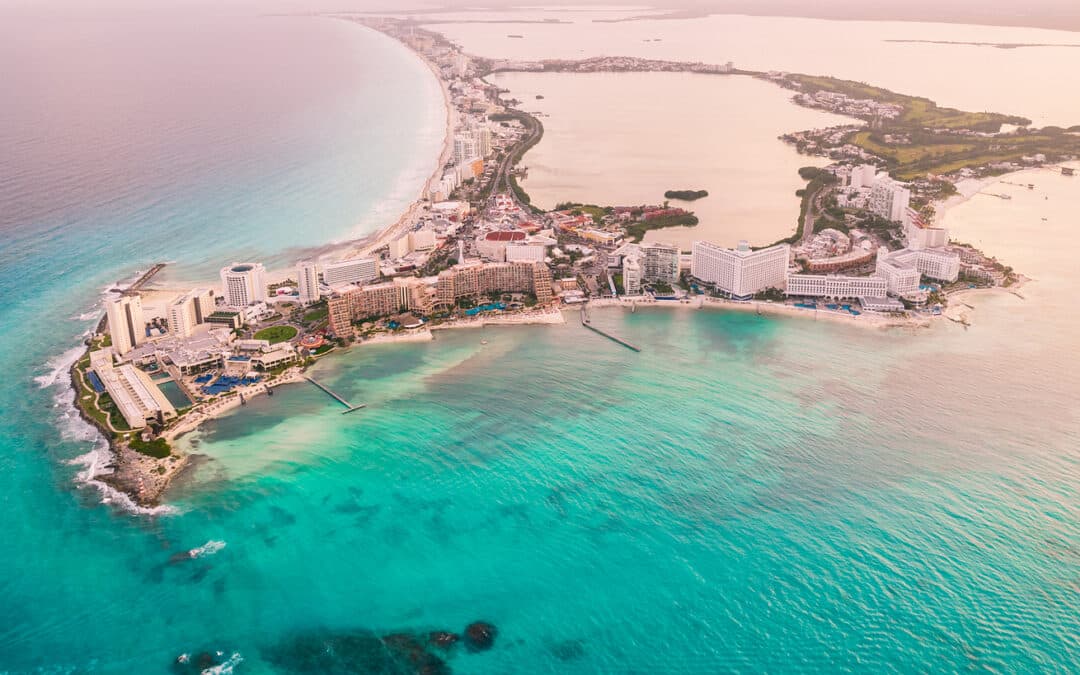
[583, 296, 931, 330]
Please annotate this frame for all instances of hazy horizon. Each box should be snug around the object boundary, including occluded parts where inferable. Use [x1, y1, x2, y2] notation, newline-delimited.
[4, 0, 1080, 33]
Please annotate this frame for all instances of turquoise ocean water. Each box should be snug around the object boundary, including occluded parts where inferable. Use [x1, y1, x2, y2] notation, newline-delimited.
[1, 8, 1078, 675]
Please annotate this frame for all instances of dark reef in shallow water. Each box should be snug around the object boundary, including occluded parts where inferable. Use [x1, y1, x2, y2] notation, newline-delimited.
[259, 621, 494, 673]
[551, 638, 586, 661]
[464, 621, 498, 652]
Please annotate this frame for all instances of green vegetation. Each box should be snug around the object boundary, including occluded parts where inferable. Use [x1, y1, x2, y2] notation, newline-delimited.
[625, 214, 699, 243]
[486, 109, 545, 211]
[129, 436, 171, 459]
[611, 273, 625, 295]
[253, 325, 298, 344]
[754, 287, 786, 302]
[650, 281, 674, 295]
[664, 189, 708, 201]
[763, 173, 831, 247]
[554, 202, 614, 224]
[780, 73, 1080, 180]
[302, 305, 328, 323]
[797, 167, 830, 181]
[785, 74, 1029, 131]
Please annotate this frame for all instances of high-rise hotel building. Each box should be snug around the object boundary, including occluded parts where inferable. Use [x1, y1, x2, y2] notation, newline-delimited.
[219, 262, 267, 308]
[691, 240, 790, 300]
[296, 261, 321, 305]
[105, 294, 146, 356]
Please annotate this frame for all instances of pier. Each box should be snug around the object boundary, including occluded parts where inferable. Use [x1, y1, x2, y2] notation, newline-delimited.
[304, 376, 366, 414]
[580, 306, 641, 352]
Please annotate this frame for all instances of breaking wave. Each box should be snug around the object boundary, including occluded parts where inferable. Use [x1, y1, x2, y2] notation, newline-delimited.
[189, 540, 227, 559]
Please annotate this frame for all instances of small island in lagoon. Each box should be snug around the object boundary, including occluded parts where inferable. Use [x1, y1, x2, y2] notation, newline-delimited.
[664, 189, 709, 201]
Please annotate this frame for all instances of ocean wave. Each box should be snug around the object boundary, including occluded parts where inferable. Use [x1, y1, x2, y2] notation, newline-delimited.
[40, 339, 177, 516]
[175, 650, 243, 675]
[189, 540, 227, 559]
[34, 345, 86, 389]
[67, 447, 178, 517]
[201, 652, 243, 675]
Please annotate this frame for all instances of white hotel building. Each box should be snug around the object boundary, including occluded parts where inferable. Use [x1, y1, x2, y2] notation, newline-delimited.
[220, 262, 267, 308]
[296, 260, 321, 305]
[167, 288, 215, 338]
[105, 294, 145, 356]
[691, 241, 790, 300]
[785, 273, 887, 299]
[322, 257, 378, 287]
[869, 176, 911, 223]
[876, 246, 961, 296]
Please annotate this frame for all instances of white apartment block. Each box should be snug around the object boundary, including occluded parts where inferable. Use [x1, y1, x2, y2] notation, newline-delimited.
[410, 228, 437, 252]
[875, 248, 922, 297]
[323, 258, 378, 287]
[691, 240, 790, 300]
[296, 261, 321, 305]
[849, 164, 878, 190]
[914, 248, 961, 282]
[220, 262, 267, 308]
[105, 295, 145, 356]
[622, 253, 643, 295]
[869, 177, 911, 223]
[786, 273, 887, 299]
[877, 246, 961, 296]
[453, 134, 479, 166]
[641, 242, 681, 284]
[905, 220, 949, 250]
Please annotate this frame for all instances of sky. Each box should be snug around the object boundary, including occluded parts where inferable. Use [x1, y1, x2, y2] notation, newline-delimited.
[3, 0, 1080, 32]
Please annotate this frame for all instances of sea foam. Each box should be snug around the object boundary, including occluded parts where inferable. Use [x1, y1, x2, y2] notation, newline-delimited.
[189, 540, 227, 559]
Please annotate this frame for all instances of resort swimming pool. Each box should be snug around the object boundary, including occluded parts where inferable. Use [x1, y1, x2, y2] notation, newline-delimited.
[157, 380, 191, 409]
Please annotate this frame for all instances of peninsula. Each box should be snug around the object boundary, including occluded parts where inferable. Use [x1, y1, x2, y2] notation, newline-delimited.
[70, 14, 1068, 509]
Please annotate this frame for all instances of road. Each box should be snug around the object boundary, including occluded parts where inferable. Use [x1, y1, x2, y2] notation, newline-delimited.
[489, 110, 543, 209]
[800, 184, 830, 246]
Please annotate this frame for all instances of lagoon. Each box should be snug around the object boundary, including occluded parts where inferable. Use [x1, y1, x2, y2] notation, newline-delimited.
[489, 70, 854, 248]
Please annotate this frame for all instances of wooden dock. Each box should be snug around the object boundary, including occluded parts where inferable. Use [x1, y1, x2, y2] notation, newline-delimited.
[580, 306, 641, 352]
[304, 376, 366, 414]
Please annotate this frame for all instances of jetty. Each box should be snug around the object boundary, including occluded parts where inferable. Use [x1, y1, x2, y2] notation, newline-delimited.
[580, 306, 641, 352]
[304, 376, 366, 414]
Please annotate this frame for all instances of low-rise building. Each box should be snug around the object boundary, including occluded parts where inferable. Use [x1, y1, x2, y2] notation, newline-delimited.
[251, 343, 299, 371]
[477, 230, 527, 261]
[785, 273, 888, 299]
[859, 296, 906, 312]
[89, 349, 177, 429]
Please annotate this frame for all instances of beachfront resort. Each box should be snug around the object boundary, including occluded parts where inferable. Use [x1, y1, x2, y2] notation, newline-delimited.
[71, 15, 1059, 507]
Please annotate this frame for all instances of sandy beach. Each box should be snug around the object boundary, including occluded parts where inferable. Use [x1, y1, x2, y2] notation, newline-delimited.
[336, 26, 458, 262]
[584, 296, 931, 330]
[162, 367, 307, 442]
